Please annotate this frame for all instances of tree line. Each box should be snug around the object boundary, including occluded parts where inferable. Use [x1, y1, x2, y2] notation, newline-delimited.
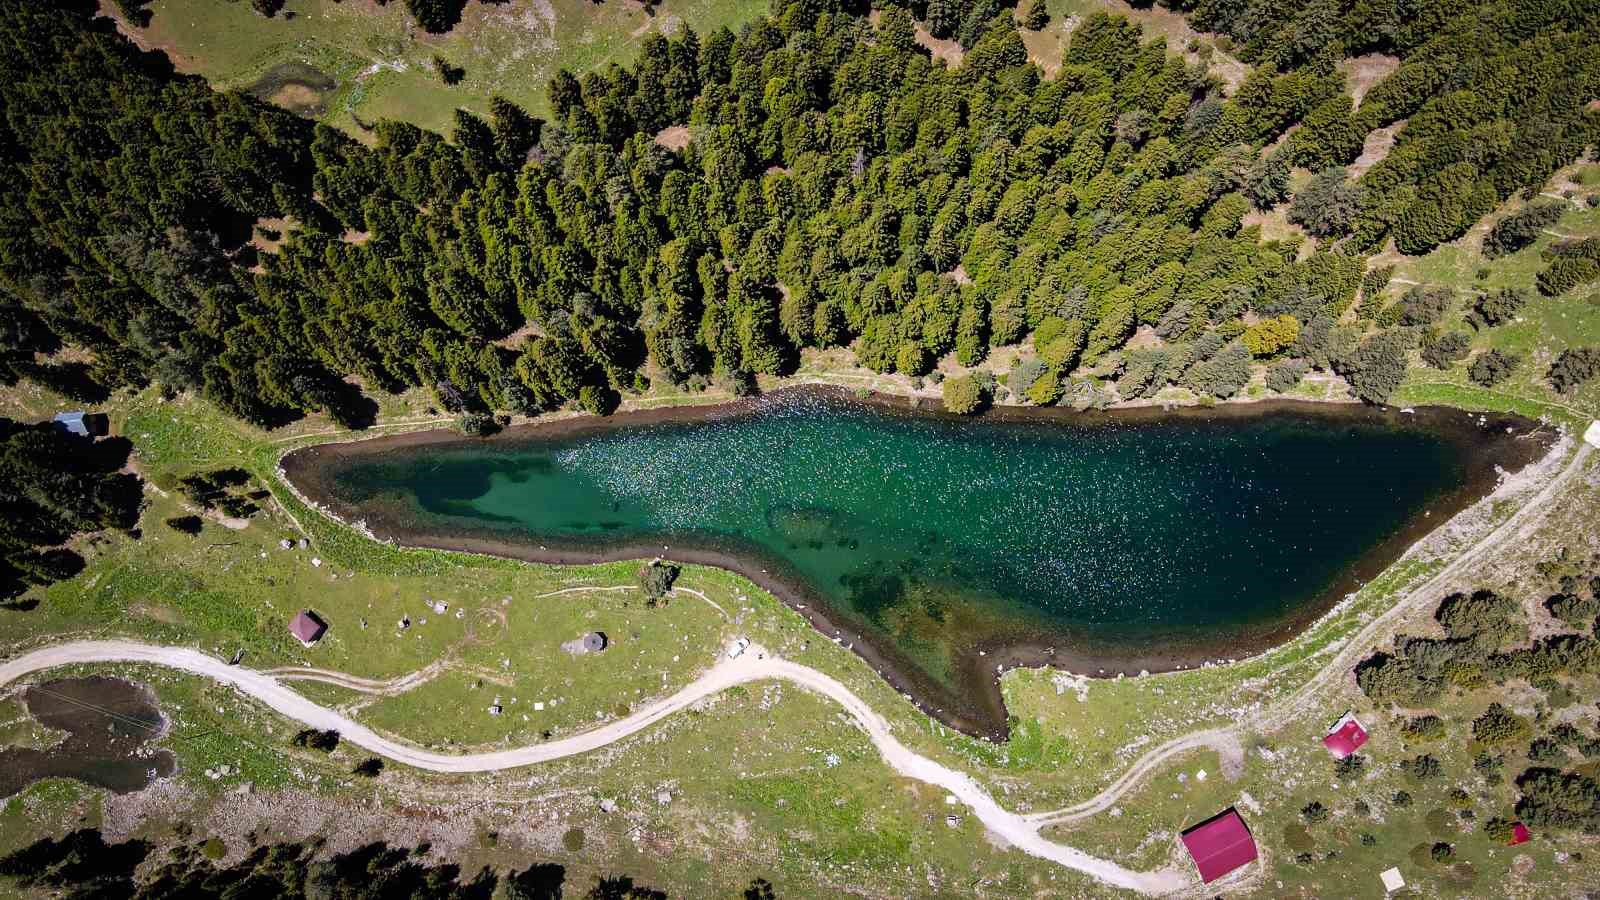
[0, 828, 778, 899]
[3, 0, 1597, 434]
[0, 417, 142, 599]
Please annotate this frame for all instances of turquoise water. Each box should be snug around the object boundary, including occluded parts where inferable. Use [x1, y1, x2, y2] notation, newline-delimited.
[309, 393, 1512, 711]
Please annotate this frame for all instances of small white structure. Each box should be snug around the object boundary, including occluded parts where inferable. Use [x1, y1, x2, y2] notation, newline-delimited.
[1584, 420, 1600, 450]
[1380, 867, 1405, 893]
[726, 637, 751, 659]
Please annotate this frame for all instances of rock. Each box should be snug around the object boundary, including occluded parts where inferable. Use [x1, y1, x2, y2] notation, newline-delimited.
[533, 701, 544, 711]
[945, 815, 962, 828]
[599, 798, 617, 813]
[398, 616, 410, 630]
[488, 704, 502, 716]
[297, 538, 309, 550]
[824, 752, 840, 768]
[1196, 769, 1208, 782]
[432, 601, 447, 614]
[655, 790, 671, 806]
[310, 557, 322, 568]
[279, 539, 294, 550]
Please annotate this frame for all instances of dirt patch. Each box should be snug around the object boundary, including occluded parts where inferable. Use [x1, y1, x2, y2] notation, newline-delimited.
[1348, 120, 1405, 179]
[342, 229, 372, 246]
[494, 322, 544, 349]
[250, 216, 294, 256]
[1242, 205, 1313, 256]
[914, 25, 964, 67]
[1341, 53, 1400, 107]
[654, 125, 691, 152]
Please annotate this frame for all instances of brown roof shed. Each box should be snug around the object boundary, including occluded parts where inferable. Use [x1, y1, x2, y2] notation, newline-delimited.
[289, 610, 327, 645]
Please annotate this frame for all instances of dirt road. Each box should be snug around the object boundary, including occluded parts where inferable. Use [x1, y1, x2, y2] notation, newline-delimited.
[0, 639, 1186, 896]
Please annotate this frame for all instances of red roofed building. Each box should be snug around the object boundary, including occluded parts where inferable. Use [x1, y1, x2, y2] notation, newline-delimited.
[1509, 822, 1530, 845]
[1323, 711, 1369, 759]
[1180, 808, 1258, 883]
[289, 610, 327, 646]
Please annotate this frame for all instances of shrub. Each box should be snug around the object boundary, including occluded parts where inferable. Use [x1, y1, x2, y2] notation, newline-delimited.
[292, 729, 339, 752]
[1436, 588, 1523, 645]
[1301, 801, 1329, 823]
[942, 374, 986, 414]
[1473, 703, 1533, 745]
[1549, 347, 1600, 394]
[1483, 816, 1516, 843]
[1545, 591, 1599, 629]
[1483, 202, 1564, 258]
[1430, 841, 1454, 863]
[1265, 358, 1309, 393]
[637, 560, 680, 601]
[1529, 737, 1568, 764]
[1242, 315, 1299, 357]
[1008, 358, 1047, 398]
[577, 384, 620, 415]
[1393, 790, 1413, 807]
[456, 412, 499, 436]
[1398, 285, 1454, 327]
[1515, 767, 1600, 831]
[1026, 369, 1063, 406]
[1402, 754, 1443, 781]
[164, 515, 203, 535]
[1467, 288, 1528, 329]
[1020, 0, 1049, 30]
[433, 55, 465, 85]
[1334, 754, 1367, 780]
[1403, 715, 1446, 742]
[1421, 331, 1472, 369]
[1468, 349, 1519, 387]
[352, 758, 383, 778]
[1337, 330, 1409, 404]
[895, 342, 930, 376]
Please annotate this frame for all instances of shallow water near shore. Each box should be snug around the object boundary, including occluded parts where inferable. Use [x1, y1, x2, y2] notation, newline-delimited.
[285, 388, 1547, 736]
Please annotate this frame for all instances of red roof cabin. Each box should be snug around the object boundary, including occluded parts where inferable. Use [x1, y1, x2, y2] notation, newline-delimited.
[1509, 822, 1531, 845]
[1323, 711, 1369, 759]
[289, 610, 327, 646]
[1180, 807, 1258, 884]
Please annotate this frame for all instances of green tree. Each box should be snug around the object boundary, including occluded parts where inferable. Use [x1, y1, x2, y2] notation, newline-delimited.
[942, 374, 986, 414]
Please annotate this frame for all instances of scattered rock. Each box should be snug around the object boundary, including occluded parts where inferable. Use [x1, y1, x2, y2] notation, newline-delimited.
[945, 815, 962, 828]
[310, 557, 322, 568]
[599, 798, 617, 813]
[278, 539, 293, 550]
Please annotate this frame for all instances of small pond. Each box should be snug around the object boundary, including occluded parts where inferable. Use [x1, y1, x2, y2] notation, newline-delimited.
[0, 676, 176, 798]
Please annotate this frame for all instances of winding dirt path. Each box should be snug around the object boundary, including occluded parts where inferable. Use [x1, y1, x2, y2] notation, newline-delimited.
[1030, 437, 1591, 827]
[0, 640, 1186, 896]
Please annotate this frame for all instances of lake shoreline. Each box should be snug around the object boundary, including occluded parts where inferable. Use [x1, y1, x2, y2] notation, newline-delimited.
[279, 385, 1554, 740]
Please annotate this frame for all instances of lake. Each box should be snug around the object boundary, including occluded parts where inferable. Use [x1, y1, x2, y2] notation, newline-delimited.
[284, 388, 1545, 736]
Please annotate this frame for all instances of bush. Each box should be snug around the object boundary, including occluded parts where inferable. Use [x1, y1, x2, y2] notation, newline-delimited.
[1301, 801, 1329, 823]
[292, 729, 339, 752]
[1473, 703, 1533, 745]
[1393, 790, 1413, 807]
[1430, 841, 1454, 863]
[164, 515, 203, 536]
[1026, 369, 1063, 406]
[1515, 767, 1600, 831]
[1265, 358, 1309, 393]
[1548, 347, 1600, 394]
[1467, 288, 1528, 329]
[1468, 349, 1519, 387]
[1484, 202, 1564, 258]
[1483, 816, 1516, 843]
[1398, 285, 1454, 327]
[1402, 715, 1446, 743]
[1242, 315, 1299, 357]
[895, 342, 930, 376]
[1008, 358, 1047, 398]
[637, 560, 680, 601]
[456, 412, 499, 436]
[1421, 331, 1471, 369]
[352, 758, 384, 778]
[1337, 330, 1409, 404]
[1020, 0, 1048, 30]
[942, 374, 986, 414]
[1402, 754, 1443, 782]
[433, 55, 464, 85]
[1334, 754, 1367, 780]
[1545, 591, 1599, 629]
[576, 384, 620, 415]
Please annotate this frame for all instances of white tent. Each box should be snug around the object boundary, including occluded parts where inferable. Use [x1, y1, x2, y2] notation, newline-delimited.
[1379, 867, 1405, 893]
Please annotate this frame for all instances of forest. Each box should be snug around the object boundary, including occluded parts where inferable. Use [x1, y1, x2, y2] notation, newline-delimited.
[0, 418, 143, 599]
[1, 0, 1597, 431]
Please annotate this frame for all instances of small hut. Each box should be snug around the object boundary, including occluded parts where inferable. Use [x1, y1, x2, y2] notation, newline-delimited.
[1322, 711, 1369, 759]
[52, 411, 90, 437]
[289, 610, 327, 646]
[1508, 822, 1531, 845]
[1379, 867, 1405, 893]
[1179, 808, 1258, 883]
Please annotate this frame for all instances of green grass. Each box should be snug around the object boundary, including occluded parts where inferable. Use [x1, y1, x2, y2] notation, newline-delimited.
[132, 0, 767, 134]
